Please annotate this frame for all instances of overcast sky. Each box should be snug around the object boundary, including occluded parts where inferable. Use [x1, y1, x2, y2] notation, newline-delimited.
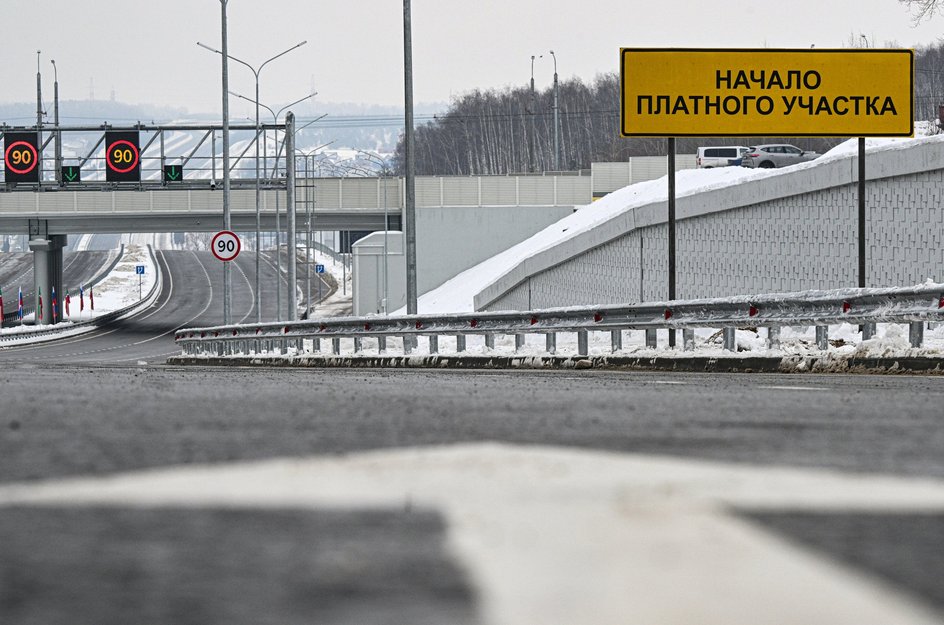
[3, 0, 942, 118]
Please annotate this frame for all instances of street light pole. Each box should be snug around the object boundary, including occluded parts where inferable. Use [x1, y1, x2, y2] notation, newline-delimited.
[51, 60, 60, 185]
[403, 0, 418, 315]
[220, 0, 232, 324]
[197, 40, 307, 323]
[550, 50, 560, 171]
[231, 96, 318, 320]
[36, 51, 43, 183]
[529, 55, 542, 172]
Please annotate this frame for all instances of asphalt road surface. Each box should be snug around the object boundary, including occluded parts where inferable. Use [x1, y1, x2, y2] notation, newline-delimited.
[0, 249, 942, 625]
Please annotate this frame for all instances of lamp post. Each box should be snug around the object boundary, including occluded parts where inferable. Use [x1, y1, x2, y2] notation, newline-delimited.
[296, 141, 335, 318]
[529, 54, 542, 172]
[403, 0, 417, 315]
[197, 39, 307, 323]
[230, 93, 318, 321]
[549, 49, 560, 171]
[36, 51, 44, 184]
[51, 59, 60, 185]
[219, 1, 232, 323]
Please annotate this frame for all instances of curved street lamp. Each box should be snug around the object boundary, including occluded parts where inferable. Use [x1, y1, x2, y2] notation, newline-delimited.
[549, 50, 560, 171]
[229, 91, 319, 321]
[197, 39, 307, 322]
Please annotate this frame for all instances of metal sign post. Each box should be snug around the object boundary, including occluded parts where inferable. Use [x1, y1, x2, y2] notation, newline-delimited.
[620, 48, 913, 348]
[667, 138, 676, 348]
[135, 264, 145, 298]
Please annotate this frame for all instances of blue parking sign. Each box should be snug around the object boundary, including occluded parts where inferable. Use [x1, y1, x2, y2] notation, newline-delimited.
[315, 264, 325, 274]
[135, 265, 145, 275]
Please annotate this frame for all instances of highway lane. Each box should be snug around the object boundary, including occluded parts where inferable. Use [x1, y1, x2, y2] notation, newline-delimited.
[1, 242, 942, 624]
[0, 250, 257, 364]
[0, 368, 943, 624]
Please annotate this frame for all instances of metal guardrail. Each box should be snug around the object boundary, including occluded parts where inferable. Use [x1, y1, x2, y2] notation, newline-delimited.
[176, 283, 944, 357]
[2, 244, 125, 324]
[0, 245, 159, 343]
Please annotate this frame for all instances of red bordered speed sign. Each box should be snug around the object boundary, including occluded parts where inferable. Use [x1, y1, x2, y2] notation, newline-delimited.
[211, 230, 241, 262]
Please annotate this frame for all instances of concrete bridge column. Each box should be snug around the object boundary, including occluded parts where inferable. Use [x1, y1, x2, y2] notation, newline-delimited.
[28, 234, 67, 325]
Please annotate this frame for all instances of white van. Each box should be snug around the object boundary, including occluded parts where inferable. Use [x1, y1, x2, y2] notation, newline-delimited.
[696, 146, 750, 168]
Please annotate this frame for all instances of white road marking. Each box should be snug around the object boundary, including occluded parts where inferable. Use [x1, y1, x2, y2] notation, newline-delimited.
[1, 444, 942, 625]
[760, 385, 829, 392]
[651, 380, 687, 385]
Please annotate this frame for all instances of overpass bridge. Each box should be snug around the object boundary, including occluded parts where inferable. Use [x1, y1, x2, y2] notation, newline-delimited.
[0, 172, 592, 234]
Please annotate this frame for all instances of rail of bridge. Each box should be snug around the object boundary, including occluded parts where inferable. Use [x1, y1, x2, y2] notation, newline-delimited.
[1, 245, 159, 343]
[176, 283, 944, 358]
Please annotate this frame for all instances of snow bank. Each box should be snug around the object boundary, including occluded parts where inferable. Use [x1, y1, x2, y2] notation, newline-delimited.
[405, 127, 944, 315]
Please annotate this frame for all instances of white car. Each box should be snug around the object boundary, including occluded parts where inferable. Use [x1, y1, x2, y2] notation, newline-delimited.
[696, 146, 750, 168]
[741, 144, 820, 169]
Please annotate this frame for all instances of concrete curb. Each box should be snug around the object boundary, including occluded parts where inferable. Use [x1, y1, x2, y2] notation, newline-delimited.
[165, 353, 944, 374]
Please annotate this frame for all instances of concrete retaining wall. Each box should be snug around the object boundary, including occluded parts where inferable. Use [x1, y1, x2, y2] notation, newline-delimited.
[476, 139, 944, 311]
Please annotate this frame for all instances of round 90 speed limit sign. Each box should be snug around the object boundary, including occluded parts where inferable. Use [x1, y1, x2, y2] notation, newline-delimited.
[211, 230, 241, 262]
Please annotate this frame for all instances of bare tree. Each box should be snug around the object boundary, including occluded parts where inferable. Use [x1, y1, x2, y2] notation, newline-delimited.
[899, 0, 943, 22]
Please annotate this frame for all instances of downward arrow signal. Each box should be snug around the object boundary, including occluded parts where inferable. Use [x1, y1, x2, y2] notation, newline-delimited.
[64, 168, 78, 181]
[166, 167, 180, 181]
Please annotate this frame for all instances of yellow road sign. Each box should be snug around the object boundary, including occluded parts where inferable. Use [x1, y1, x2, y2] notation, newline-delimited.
[620, 49, 913, 137]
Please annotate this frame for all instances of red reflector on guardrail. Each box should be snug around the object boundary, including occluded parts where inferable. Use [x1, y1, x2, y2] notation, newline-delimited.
[594, 313, 603, 322]
[664, 309, 672, 320]
[470, 319, 478, 328]
[364, 323, 371, 331]
[843, 301, 851, 313]
[200, 332, 206, 338]
[749, 305, 758, 317]
[939, 296, 944, 309]
[283, 327, 289, 334]
[256, 328, 261, 335]
[530, 316, 538, 325]
[319, 324, 326, 332]
[213, 331, 219, 337]
[415, 321, 423, 330]
[232, 329, 238, 336]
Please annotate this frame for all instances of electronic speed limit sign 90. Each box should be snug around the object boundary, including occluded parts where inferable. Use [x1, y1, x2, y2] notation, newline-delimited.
[4, 132, 40, 183]
[211, 230, 241, 262]
[105, 130, 141, 182]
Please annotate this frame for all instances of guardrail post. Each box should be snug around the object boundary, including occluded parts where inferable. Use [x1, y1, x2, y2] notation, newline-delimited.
[815, 326, 828, 351]
[403, 335, 413, 354]
[456, 335, 466, 352]
[577, 330, 589, 356]
[645, 329, 657, 349]
[353, 337, 363, 353]
[610, 330, 622, 353]
[862, 323, 876, 341]
[484, 334, 495, 350]
[313, 338, 321, 352]
[279, 339, 288, 355]
[723, 328, 736, 352]
[546, 332, 556, 355]
[332, 337, 341, 355]
[429, 335, 439, 354]
[767, 327, 780, 350]
[378, 336, 386, 353]
[909, 322, 924, 348]
[515, 334, 526, 352]
[682, 329, 695, 351]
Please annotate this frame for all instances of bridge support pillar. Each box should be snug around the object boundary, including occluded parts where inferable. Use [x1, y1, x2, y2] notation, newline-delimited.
[28, 232, 67, 325]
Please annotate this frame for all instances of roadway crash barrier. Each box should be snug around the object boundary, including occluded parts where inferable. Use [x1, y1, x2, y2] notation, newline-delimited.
[0, 245, 159, 344]
[175, 283, 944, 358]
